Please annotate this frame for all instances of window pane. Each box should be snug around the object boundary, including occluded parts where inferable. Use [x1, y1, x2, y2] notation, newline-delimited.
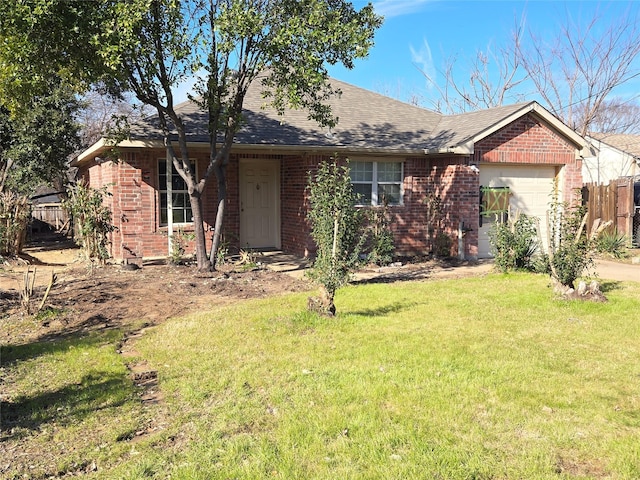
[378, 184, 401, 205]
[176, 207, 193, 224]
[349, 161, 373, 182]
[172, 173, 187, 190]
[353, 183, 372, 205]
[172, 193, 185, 208]
[159, 159, 196, 226]
[173, 209, 185, 224]
[377, 162, 402, 182]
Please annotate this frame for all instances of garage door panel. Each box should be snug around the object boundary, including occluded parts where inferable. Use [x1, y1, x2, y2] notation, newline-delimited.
[478, 165, 556, 258]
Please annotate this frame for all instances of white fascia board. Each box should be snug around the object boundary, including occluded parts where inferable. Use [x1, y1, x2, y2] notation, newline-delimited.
[75, 138, 108, 164]
[74, 139, 171, 166]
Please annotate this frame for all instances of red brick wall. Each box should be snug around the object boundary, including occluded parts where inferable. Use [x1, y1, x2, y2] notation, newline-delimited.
[78, 148, 223, 261]
[562, 159, 584, 205]
[387, 156, 478, 258]
[473, 113, 583, 204]
[281, 155, 320, 257]
[76, 113, 582, 262]
[279, 155, 479, 259]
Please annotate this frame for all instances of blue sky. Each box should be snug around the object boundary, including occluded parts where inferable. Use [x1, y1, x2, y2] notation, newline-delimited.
[327, 0, 640, 110]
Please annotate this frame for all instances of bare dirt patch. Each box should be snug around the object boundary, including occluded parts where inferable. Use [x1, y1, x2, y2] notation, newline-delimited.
[1, 239, 492, 348]
[1, 239, 312, 348]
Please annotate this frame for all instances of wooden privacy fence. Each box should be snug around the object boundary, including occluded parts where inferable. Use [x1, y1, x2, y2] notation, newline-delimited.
[583, 177, 637, 243]
[31, 203, 69, 234]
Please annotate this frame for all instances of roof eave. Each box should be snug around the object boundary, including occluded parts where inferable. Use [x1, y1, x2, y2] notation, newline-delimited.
[423, 142, 474, 156]
[234, 143, 429, 156]
[72, 138, 108, 166]
[74, 138, 434, 160]
[72, 139, 168, 167]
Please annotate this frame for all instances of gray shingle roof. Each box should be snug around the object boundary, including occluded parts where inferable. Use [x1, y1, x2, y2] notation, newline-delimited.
[125, 77, 570, 154]
[588, 132, 640, 157]
[432, 103, 534, 147]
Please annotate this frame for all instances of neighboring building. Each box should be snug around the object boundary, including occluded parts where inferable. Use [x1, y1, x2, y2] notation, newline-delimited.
[583, 133, 640, 185]
[72, 78, 588, 263]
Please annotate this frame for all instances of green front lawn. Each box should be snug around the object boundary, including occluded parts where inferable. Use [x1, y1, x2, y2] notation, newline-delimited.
[4, 272, 640, 479]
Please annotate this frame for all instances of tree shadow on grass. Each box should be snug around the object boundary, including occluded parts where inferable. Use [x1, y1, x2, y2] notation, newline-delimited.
[598, 280, 623, 293]
[1, 370, 134, 440]
[1, 322, 124, 366]
[352, 268, 436, 285]
[347, 301, 422, 318]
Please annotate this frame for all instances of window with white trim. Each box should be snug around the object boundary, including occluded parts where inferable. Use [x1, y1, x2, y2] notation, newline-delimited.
[349, 160, 403, 206]
[159, 159, 194, 225]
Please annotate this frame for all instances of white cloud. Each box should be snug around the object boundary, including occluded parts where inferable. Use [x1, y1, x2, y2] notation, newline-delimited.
[373, 0, 433, 18]
[409, 38, 436, 90]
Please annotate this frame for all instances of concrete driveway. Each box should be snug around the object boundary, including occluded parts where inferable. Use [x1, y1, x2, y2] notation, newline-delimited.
[262, 250, 639, 284]
[594, 259, 640, 283]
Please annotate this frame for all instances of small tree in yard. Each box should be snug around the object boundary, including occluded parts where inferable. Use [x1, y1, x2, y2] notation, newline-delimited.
[546, 191, 611, 292]
[307, 160, 364, 316]
[63, 183, 116, 264]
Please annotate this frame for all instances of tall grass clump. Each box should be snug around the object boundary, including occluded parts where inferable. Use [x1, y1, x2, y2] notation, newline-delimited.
[0, 191, 30, 256]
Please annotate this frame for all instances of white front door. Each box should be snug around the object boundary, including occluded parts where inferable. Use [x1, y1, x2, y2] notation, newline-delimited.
[240, 160, 280, 249]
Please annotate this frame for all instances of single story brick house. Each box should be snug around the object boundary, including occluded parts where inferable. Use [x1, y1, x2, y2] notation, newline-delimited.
[73, 78, 588, 263]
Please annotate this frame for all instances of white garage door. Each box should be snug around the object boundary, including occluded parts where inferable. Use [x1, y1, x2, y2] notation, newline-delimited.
[478, 164, 557, 258]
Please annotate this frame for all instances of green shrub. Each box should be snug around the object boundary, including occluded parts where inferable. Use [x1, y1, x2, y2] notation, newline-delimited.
[63, 183, 116, 263]
[168, 229, 195, 264]
[433, 232, 453, 257]
[488, 211, 539, 272]
[365, 198, 395, 266]
[547, 195, 596, 289]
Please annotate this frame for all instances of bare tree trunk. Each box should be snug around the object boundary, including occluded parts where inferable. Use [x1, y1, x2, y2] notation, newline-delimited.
[308, 285, 336, 316]
[189, 191, 209, 271]
[209, 162, 227, 270]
